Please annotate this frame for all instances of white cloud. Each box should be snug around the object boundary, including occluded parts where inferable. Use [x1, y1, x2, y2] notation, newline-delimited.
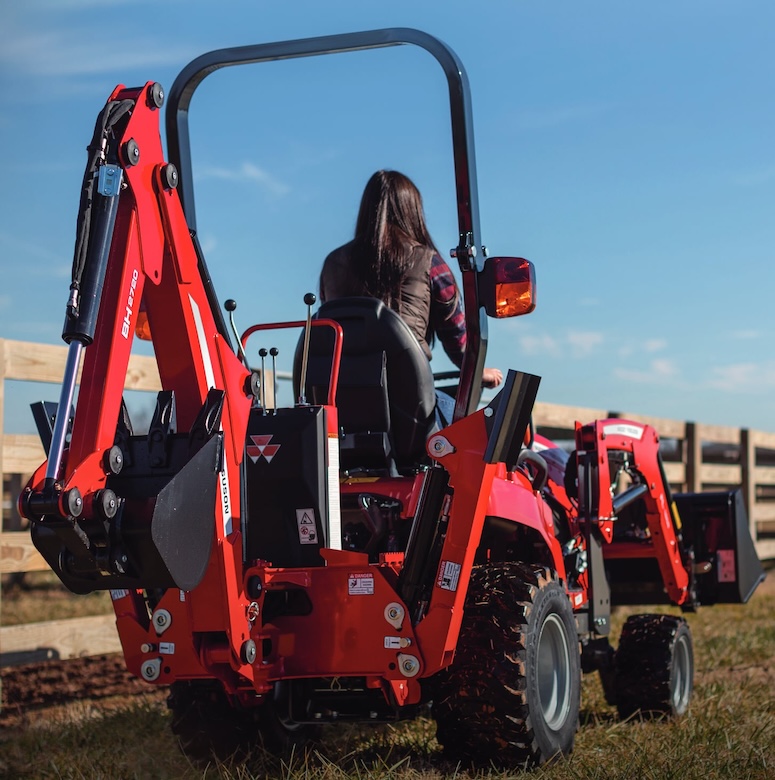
[644, 339, 667, 352]
[566, 330, 604, 356]
[517, 329, 604, 359]
[519, 333, 562, 358]
[0, 27, 193, 78]
[651, 358, 678, 377]
[614, 358, 680, 384]
[194, 234, 218, 258]
[731, 329, 760, 340]
[197, 162, 290, 198]
[616, 338, 667, 358]
[708, 362, 775, 394]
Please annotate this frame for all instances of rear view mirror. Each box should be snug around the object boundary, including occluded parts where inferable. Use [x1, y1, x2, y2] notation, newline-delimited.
[480, 256, 537, 319]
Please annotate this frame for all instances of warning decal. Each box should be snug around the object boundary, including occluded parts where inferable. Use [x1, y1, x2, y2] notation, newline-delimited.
[437, 560, 462, 592]
[348, 572, 375, 595]
[296, 508, 318, 545]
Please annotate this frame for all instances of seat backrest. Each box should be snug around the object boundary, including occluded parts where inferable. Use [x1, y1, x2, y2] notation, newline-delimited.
[294, 297, 436, 472]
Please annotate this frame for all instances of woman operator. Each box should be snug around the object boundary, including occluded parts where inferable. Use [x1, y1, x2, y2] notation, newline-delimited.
[319, 169, 502, 424]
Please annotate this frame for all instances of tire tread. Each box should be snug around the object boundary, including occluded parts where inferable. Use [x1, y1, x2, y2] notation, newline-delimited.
[432, 561, 579, 767]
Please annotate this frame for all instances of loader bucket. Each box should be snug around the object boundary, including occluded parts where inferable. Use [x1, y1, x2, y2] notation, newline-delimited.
[674, 489, 766, 604]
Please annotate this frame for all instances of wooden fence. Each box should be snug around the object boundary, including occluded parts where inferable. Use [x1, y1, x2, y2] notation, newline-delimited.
[1, 337, 774, 666]
[1, 339, 160, 666]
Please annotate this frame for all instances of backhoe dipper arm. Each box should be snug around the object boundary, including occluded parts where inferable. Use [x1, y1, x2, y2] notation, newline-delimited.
[22, 83, 251, 597]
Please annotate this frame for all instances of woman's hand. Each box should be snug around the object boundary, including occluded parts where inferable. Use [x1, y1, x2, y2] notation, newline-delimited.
[482, 367, 503, 388]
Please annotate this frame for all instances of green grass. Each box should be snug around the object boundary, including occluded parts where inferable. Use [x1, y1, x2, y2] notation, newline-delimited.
[1, 571, 113, 626]
[2, 572, 773, 779]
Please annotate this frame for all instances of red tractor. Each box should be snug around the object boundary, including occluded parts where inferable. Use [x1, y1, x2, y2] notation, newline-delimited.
[21, 29, 764, 767]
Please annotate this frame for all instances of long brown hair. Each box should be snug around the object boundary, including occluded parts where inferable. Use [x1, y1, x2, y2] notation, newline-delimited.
[352, 170, 438, 304]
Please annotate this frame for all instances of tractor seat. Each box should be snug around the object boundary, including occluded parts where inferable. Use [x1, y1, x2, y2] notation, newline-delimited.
[293, 297, 436, 475]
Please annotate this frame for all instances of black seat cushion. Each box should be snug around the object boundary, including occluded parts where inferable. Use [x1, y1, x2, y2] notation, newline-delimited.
[294, 297, 436, 469]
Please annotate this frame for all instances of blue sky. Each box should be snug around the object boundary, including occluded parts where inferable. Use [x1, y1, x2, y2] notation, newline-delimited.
[1, 1, 773, 434]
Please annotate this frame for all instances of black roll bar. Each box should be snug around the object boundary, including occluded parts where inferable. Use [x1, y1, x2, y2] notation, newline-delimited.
[165, 28, 487, 418]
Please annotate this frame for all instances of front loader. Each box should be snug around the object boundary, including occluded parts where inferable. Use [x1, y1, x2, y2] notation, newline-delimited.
[21, 29, 765, 768]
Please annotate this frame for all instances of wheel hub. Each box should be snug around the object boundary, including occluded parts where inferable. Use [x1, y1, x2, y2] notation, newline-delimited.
[671, 633, 692, 713]
[537, 613, 572, 730]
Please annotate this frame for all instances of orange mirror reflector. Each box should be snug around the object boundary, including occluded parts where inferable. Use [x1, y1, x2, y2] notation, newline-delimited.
[482, 256, 537, 319]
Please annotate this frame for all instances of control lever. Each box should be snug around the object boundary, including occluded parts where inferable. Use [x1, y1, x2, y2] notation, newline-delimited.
[258, 348, 268, 410]
[269, 347, 279, 412]
[298, 292, 316, 405]
[224, 299, 249, 367]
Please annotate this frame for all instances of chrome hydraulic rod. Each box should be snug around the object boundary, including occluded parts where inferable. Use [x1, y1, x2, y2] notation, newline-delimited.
[44, 341, 83, 485]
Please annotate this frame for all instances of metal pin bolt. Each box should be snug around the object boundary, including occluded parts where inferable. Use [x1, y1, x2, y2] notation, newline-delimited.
[140, 658, 162, 681]
[152, 609, 172, 635]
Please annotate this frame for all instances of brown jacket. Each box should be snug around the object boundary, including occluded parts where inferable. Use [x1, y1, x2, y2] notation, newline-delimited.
[319, 241, 435, 360]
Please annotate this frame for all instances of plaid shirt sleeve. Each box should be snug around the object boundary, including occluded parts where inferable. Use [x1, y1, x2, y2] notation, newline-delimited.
[430, 253, 466, 367]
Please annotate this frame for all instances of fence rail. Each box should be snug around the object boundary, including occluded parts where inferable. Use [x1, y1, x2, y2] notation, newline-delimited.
[2, 337, 774, 666]
[1, 338, 159, 666]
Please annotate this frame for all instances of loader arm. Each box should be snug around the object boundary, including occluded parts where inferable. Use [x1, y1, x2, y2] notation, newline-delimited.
[574, 419, 690, 605]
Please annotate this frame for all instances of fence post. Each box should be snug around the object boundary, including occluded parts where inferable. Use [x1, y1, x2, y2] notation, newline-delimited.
[0, 338, 5, 704]
[0, 339, 5, 519]
[740, 428, 757, 546]
[685, 422, 702, 493]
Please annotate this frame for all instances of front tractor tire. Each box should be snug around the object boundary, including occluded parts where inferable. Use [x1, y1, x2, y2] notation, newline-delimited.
[432, 562, 581, 768]
[614, 613, 694, 720]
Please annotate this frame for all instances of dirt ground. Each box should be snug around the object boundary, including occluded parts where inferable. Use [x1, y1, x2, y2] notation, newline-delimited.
[0, 654, 169, 730]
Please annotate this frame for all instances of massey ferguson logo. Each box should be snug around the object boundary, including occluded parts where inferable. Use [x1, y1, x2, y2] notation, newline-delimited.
[247, 434, 281, 464]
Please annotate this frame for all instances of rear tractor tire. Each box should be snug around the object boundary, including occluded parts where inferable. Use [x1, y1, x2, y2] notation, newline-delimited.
[167, 680, 317, 762]
[432, 561, 581, 768]
[167, 680, 254, 762]
[614, 613, 694, 720]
